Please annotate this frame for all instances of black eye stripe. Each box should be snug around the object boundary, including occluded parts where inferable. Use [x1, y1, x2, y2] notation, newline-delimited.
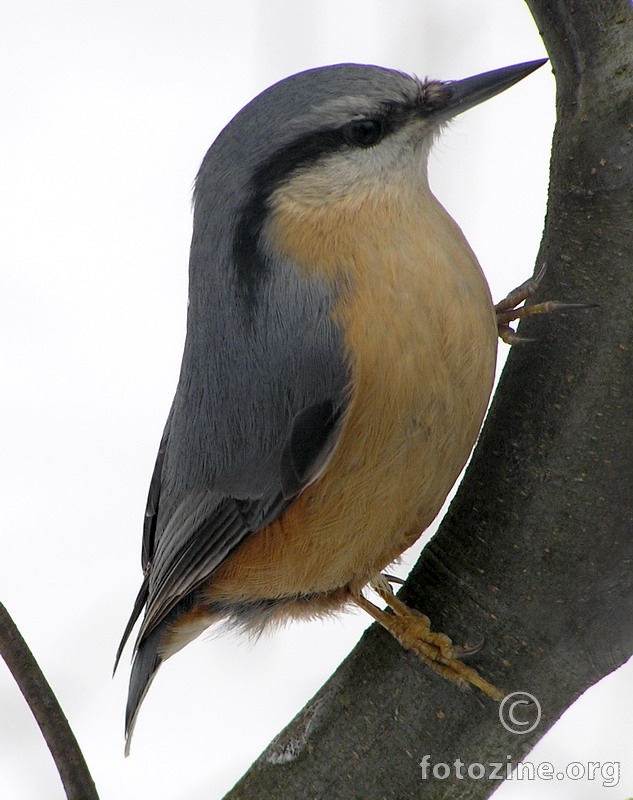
[232, 111, 397, 303]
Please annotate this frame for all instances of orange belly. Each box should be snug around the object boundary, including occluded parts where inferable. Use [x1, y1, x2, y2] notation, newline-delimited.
[206, 185, 497, 608]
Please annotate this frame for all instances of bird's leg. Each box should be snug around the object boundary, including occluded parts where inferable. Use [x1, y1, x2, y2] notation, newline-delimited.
[353, 574, 504, 701]
[495, 263, 592, 345]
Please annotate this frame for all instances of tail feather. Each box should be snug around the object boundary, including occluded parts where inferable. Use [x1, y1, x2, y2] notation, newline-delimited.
[113, 576, 149, 677]
[124, 626, 163, 756]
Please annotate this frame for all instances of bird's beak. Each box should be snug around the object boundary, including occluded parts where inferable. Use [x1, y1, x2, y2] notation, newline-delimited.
[428, 58, 548, 120]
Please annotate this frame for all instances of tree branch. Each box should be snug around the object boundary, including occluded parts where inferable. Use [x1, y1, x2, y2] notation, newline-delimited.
[0, 603, 100, 800]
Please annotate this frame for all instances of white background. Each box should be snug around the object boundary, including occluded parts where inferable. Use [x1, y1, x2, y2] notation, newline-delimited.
[2, 1, 632, 798]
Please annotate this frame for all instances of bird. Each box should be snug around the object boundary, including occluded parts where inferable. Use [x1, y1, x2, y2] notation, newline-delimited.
[115, 58, 551, 753]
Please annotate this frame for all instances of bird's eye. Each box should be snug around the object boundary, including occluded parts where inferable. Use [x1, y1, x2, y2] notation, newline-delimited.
[344, 119, 385, 148]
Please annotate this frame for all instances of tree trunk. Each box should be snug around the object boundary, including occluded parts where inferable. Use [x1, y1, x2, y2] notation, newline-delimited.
[223, 1, 633, 797]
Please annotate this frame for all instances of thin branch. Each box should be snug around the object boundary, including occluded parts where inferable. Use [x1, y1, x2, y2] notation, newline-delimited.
[0, 602, 100, 800]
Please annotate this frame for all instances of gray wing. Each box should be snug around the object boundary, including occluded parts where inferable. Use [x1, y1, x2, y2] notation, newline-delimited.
[118, 397, 342, 661]
[116, 250, 348, 664]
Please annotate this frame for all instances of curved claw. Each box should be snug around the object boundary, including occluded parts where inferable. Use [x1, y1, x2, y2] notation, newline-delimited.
[452, 637, 485, 658]
[381, 572, 406, 587]
[495, 262, 596, 345]
[358, 575, 504, 701]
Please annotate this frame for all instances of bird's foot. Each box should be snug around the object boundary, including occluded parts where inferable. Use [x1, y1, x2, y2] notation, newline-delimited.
[494, 263, 594, 345]
[354, 574, 504, 701]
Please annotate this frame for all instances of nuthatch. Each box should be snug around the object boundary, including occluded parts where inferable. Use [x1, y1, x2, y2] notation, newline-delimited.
[116, 58, 552, 753]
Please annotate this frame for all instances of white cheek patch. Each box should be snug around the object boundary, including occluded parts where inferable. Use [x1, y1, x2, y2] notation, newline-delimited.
[272, 123, 435, 208]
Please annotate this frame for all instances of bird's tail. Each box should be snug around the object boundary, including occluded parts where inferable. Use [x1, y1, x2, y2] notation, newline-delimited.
[124, 626, 163, 756]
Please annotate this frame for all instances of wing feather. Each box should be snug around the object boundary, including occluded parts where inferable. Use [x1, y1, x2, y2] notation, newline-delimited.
[117, 254, 349, 663]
